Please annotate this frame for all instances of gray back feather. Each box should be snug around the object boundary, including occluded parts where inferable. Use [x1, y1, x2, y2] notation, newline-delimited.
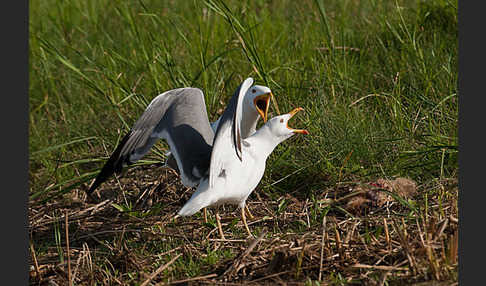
[88, 88, 214, 194]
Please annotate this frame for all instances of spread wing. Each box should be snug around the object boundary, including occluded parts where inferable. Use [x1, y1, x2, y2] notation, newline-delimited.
[208, 77, 254, 188]
[88, 88, 214, 194]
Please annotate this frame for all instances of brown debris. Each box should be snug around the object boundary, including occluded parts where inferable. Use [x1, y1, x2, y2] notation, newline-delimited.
[345, 177, 418, 212]
[345, 195, 371, 211]
[29, 168, 457, 285]
[377, 177, 418, 198]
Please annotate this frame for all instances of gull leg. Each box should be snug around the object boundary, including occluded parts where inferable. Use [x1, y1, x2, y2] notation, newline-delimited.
[215, 211, 225, 240]
[245, 205, 254, 220]
[203, 208, 208, 224]
[241, 207, 253, 238]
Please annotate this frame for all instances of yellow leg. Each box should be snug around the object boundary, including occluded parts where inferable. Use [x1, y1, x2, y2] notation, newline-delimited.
[241, 207, 253, 237]
[215, 212, 225, 240]
[245, 205, 254, 219]
[203, 208, 208, 224]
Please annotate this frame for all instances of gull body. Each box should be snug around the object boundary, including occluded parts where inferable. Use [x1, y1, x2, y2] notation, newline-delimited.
[86, 76, 307, 238]
[178, 108, 308, 216]
[87, 78, 271, 195]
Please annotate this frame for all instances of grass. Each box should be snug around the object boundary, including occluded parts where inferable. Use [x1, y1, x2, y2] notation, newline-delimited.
[29, 0, 458, 284]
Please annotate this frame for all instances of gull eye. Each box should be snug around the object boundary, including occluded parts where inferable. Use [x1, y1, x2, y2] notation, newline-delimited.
[280, 119, 284, 123]
[252, 89, 256, 93]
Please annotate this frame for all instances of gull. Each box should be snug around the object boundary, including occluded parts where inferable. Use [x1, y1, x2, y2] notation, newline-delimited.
[177, 100, 309, 237]
[87, 78, 271, 195]
[86, 78, 274, 236]
[163, 83, 272, 222]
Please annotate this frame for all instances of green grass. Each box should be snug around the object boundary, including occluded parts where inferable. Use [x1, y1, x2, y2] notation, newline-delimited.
[29, 0, 458, 284]
[29, 0, 457, 200]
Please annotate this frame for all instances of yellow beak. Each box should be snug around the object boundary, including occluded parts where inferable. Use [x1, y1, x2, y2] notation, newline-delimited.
[287, 107, 309, 135]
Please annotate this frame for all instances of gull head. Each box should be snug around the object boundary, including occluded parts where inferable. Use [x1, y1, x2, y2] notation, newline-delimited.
[244, 85, 272, 122]
[266, 107, 309, 140]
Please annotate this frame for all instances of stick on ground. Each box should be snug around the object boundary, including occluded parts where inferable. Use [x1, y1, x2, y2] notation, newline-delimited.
[65, 210, 72, 286]
[141, 253, 182, 286]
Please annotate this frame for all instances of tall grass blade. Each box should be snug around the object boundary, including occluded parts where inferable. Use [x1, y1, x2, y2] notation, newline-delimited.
[32, 136, 97, 156]
[313, 0, 334, 48]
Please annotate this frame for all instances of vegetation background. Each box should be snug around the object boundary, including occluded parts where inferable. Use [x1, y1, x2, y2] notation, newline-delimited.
[29, 0, 458, 285]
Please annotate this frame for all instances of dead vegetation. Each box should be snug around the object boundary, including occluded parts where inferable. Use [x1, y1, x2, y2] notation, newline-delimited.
[29, 166, 458, 285]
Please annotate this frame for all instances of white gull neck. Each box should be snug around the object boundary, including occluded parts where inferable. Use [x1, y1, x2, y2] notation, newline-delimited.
[244, 124, 286, 159]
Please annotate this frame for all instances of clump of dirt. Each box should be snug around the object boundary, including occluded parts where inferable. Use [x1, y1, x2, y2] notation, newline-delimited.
[345, 177, 417, 212]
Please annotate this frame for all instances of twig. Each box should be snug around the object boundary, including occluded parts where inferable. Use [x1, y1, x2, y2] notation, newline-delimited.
[384, 218, 391, 252]
[31, 199, 111, 228]
[74, 229, 143, 242]
[449, 215, 458, 223]
[222, 229, 268, 277]
[157, 246, 182, 257]
[72, 250, 83, 285]
[208, 238, 248, 243]
[140, 253, 182, 286]
[29, 241, 41, 279]
[392, 218, 417, 274]
[432, 218, 448, 243]
[351, 263, 408, 271]
[157, 273, 218, 285]
[449, 230, 458, 265]
[318, 215, 327, 282]
[65, 210, 72, 286]
[334, 221, 343, 259]
[378, 270, 392, 286]
[250, 266, 317, 283]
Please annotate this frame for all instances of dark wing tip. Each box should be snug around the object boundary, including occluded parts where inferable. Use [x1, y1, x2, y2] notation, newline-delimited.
[86, 132, 132, 195]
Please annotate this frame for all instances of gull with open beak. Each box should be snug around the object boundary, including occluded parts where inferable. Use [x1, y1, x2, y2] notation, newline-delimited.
[86, 78, 276, 237]
[162, 82, 272, 224]
[86, 78, 272, 196]
[178, 103, 309, 237]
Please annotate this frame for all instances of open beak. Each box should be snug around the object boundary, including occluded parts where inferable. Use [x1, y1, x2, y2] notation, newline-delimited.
[254, 92, 272, 123]
[287, 107, 309, 135]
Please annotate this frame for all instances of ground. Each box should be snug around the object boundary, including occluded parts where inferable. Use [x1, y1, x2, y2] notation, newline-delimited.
[29, 165, 458, 285]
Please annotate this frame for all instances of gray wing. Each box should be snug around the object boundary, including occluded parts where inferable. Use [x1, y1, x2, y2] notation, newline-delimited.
[87, 88, 214, 194]
[166, 115, 220, 175]
[208, 77, 254, 188]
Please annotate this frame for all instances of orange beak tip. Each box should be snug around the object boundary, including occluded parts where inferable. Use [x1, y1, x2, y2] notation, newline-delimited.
[293, 129, 309, 135]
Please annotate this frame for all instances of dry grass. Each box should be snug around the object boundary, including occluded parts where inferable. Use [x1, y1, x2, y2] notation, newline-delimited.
[29, 165, 458, 285]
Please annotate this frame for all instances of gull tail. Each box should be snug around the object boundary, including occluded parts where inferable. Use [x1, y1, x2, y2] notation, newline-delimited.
[87, 132, 132, 195]
[178, 202, 204, 217]
[177, 180, 211, 216]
